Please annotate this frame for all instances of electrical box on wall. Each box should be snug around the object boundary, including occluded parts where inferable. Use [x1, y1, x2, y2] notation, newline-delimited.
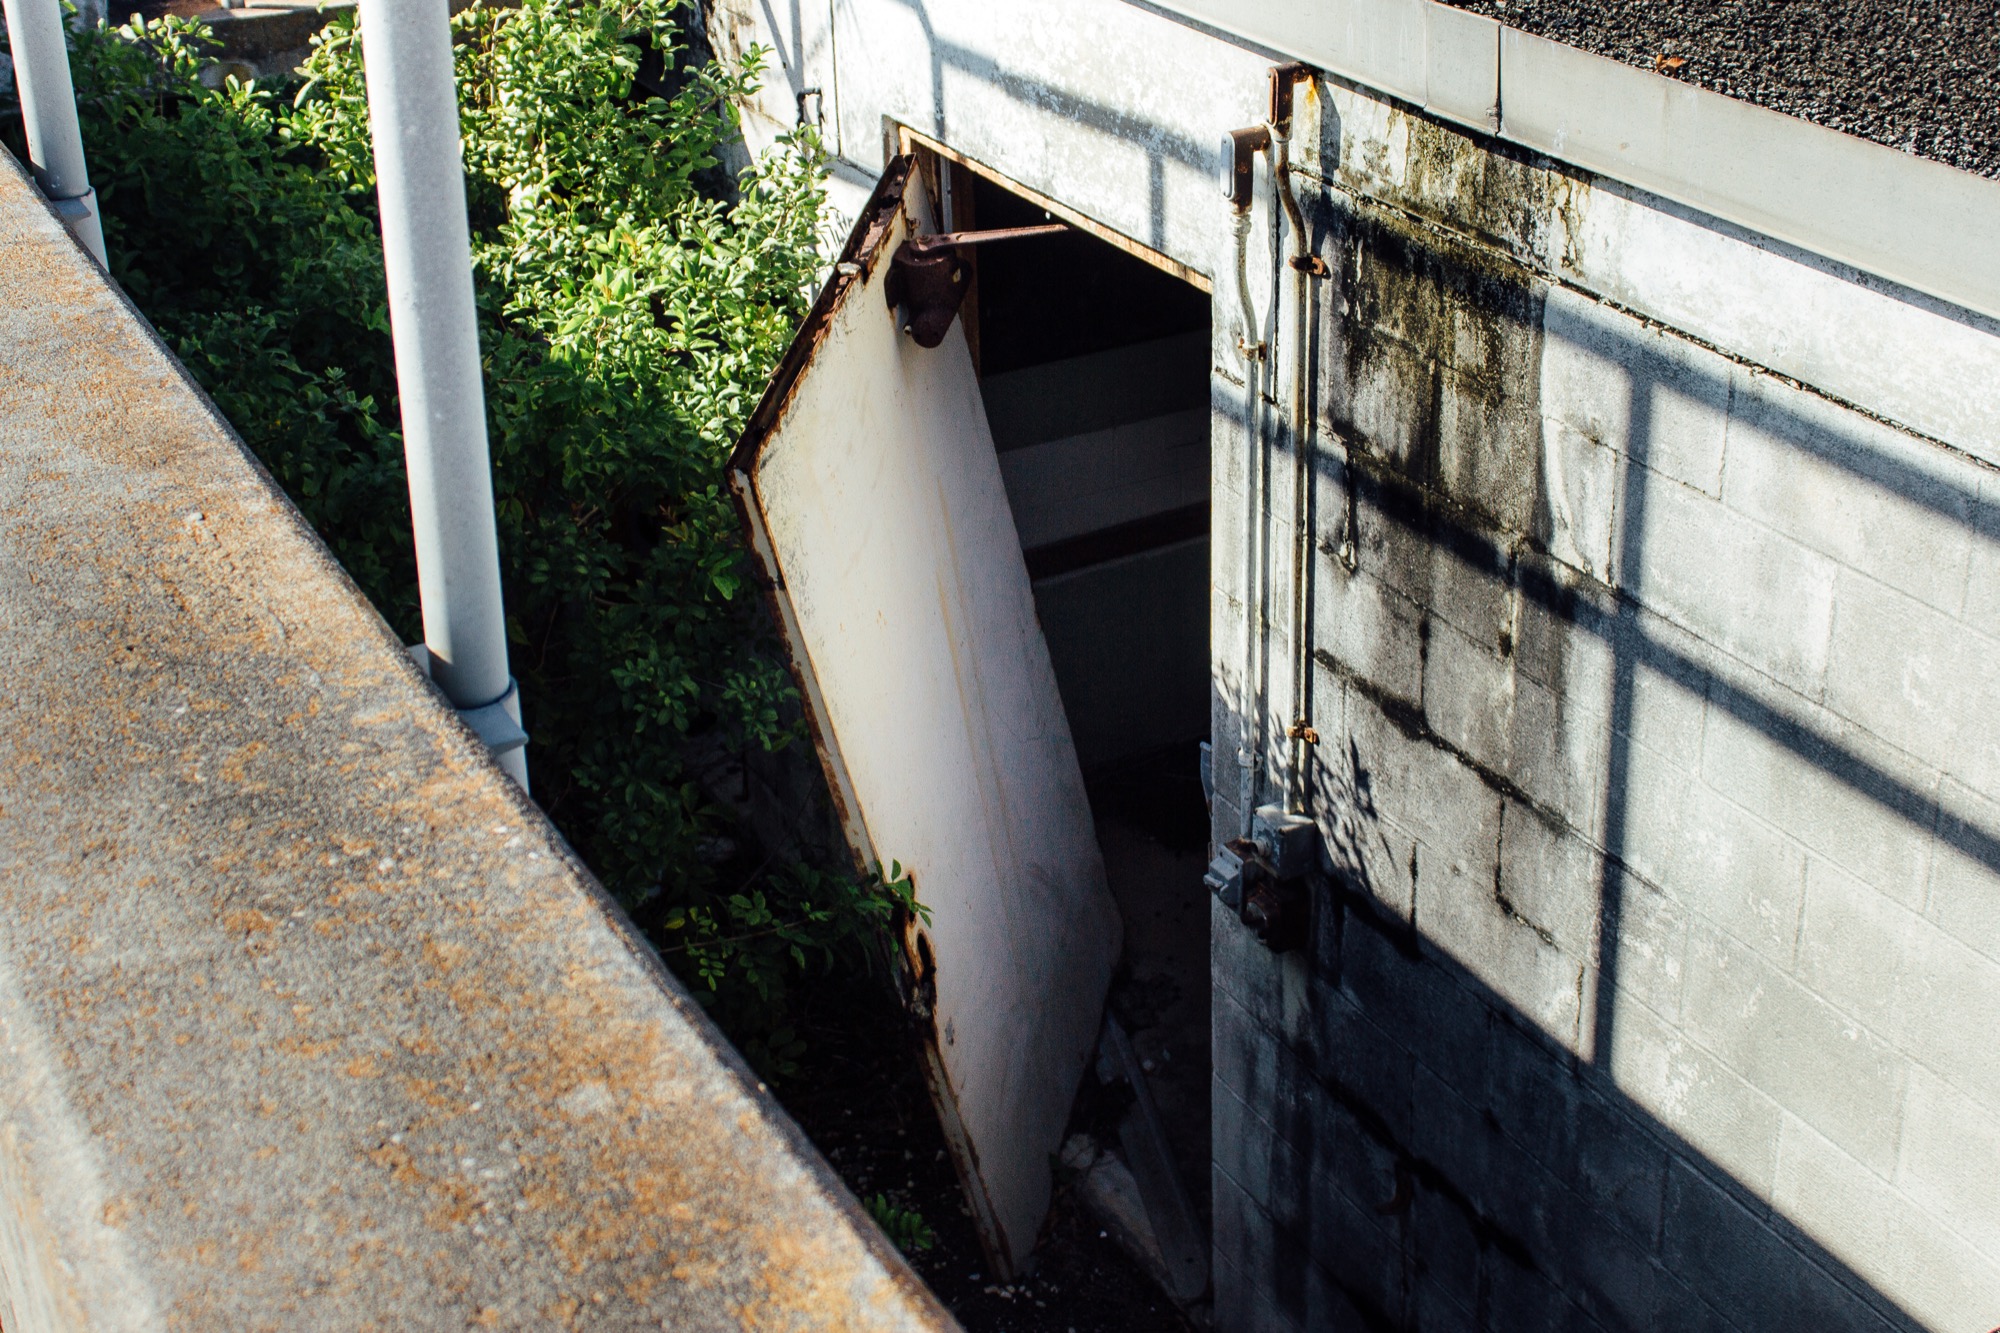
[1204, 843, 1244, 909]
[1210, 804, 1320, 954]
[1250, 805, 1316, 877]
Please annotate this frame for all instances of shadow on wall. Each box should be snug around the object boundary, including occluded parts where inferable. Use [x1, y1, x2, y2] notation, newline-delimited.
[1212, 891, 1937, 1333]
[1209, 134, 1999, 1332]
[853, 0, 1222, 250]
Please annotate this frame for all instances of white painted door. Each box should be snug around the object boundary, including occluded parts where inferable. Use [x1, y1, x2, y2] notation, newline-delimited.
[728, 157, 1120, 1274]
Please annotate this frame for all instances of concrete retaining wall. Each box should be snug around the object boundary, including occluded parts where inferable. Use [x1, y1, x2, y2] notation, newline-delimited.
[0, 148, 953, 1333]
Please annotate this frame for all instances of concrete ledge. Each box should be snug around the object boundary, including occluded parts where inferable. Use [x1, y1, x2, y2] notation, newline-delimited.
[0, 151, 954, 1331]
[1145, 0, 2000, 323]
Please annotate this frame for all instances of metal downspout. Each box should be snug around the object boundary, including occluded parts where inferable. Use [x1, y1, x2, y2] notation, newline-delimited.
[357, 0, 528, 787]
[2, 0, 106, 264]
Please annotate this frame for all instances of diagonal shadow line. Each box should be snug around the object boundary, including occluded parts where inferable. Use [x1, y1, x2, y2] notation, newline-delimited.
[813, 7, 1996, 528]
[920, 33, 1213, 167]
[1304, 159, 1996, 532]
[1207, 384, 1993, 882]
[753, 0, 809, 98]
[1210, 200, 1985, 879]
[824, 2, 1998, 576]
[1431, 453, 1972, 868]
[865, 0, 1216, 167]
[1717, 382, 1987, 531]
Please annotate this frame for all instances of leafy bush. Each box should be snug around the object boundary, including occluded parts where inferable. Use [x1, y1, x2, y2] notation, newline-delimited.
[4, 1, 911, 1066]
[864, 1193, 938, 1255]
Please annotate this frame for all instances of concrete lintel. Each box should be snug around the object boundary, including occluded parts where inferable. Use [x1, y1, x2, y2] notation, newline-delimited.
[0, 149, 954, 1332]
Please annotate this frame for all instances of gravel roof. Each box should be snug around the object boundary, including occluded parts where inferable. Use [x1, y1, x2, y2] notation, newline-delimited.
[1441, 0, 2000, 179]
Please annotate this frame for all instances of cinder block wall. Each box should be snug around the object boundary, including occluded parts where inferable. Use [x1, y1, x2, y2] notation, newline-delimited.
[1211, 83, 2000, 1333]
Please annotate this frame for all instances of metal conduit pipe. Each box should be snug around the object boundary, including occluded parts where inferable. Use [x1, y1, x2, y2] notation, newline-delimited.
[1224, 126, 1271, 839]
[1230, 209, 1266, 837]
[1271, 98, 1315, 816]
[2, 0, 106, 265]
[357, 0, 528, 788]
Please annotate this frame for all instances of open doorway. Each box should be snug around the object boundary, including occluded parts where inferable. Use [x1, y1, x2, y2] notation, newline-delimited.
[943, 157, 1216, 1261]
[729, 150, 1213, 1288]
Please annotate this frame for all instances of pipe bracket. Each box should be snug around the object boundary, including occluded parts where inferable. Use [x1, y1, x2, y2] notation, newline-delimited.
[458, 679, 528, 758]
[43, 189, 105, 267]
[409, 643, 528, 758]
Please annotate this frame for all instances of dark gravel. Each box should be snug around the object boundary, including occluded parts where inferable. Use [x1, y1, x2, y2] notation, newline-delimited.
[1441, 0, 2000, 178]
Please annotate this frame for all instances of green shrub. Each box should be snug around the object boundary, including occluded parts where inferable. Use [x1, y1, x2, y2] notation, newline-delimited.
[5, 2, 910, 1067]
[864, 1193, 938, 1255]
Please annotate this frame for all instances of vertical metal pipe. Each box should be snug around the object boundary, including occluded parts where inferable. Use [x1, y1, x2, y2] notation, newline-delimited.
[1271, 122, 1314, 816]
[1222, 120, 1278, 839]
[2, 0, 106, 264]
[1231, 207, 1265, 839]
[1221, 123, 1277, 835]
[358, 0, 527, 787]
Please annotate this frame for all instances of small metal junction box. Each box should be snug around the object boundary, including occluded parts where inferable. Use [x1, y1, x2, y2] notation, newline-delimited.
[1210, 805, 1320, 953]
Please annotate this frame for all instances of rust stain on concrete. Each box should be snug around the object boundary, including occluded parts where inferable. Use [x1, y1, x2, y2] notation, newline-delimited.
[0, 152, 956, 1330]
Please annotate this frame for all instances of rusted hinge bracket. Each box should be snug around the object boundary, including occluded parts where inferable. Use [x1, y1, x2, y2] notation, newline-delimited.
[902, 224, 1067, 254]
[885, 224, 1068, 347]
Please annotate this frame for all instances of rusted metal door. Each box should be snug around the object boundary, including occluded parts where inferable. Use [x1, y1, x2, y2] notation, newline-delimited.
[727, 157, 1120, 1275]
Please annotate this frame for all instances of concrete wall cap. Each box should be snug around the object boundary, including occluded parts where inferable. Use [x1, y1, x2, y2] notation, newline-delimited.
[0, 149, 954, 1332]
[1142, 0, 2000, 323]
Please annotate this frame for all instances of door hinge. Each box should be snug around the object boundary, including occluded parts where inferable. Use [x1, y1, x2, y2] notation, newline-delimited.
[885, 224, 1067, 348]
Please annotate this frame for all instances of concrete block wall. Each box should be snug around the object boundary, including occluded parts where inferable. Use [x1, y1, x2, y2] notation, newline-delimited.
[1212, 81, 2000, 1333]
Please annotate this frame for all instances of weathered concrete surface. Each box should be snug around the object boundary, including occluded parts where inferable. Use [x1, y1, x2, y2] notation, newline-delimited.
[709, 0, 2000, 461]
[701, 0, 1272, 261]
[704, 2, 2000, 1329]
[0, 151, 955, 1331]
[1210, 80, 2000, 1333]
